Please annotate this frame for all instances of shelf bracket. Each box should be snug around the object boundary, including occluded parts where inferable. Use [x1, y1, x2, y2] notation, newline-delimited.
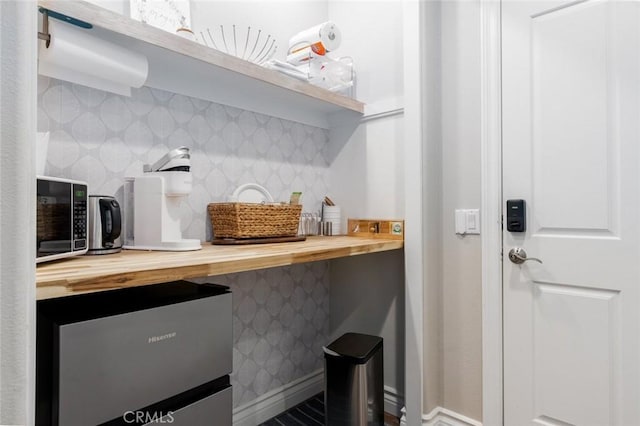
[38, 8, 50, 48]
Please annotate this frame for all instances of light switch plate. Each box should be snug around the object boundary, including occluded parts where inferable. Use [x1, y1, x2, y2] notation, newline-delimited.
[455, 209, 480, 235]
[465, 209, 480, 234]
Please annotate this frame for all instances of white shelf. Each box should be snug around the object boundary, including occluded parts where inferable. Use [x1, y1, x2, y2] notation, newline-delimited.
[38, 0, 365, 129]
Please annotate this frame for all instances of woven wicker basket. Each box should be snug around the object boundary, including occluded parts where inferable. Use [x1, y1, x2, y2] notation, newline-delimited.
[208, 203, 302, 239]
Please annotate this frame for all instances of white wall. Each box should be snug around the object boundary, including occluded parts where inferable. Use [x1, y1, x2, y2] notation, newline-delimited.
[420, 0, 445, 415]
[0, 2, 37, 424]
[440, 0, 482, 421]
[326, 0, 406, 417]
[401, 0, 484, 422]
[326, 0, 404, 234]
[327, 0, 403, 110]
[327, 0, 404, 221]
[327, 114, 404, 222]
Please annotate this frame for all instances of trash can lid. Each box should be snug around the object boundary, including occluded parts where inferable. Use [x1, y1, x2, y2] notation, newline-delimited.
[325, 333, 383, 364]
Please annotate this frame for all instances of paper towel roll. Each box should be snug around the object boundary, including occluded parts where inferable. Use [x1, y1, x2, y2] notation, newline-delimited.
[288, 21, 341, 55]
[39, 20, 148, 96]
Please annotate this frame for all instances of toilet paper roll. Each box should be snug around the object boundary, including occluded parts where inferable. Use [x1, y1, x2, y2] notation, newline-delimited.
[288, 21, 341, 55]
[39, 20, 148, 96]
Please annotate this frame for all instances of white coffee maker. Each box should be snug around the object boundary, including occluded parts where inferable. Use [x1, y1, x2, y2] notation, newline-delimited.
[124, 147, 201, 251]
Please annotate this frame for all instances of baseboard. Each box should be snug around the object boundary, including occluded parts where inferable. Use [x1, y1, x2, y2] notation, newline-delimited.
[232, 369, 324, 426]
[400, 406, 482, 426]
[422, 406, 482, 426]
[384, 385, 404, 418]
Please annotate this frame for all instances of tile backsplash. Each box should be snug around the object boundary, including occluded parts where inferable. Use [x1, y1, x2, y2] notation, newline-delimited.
[38, 76, 331, 407]
[38, 76, 330, 240]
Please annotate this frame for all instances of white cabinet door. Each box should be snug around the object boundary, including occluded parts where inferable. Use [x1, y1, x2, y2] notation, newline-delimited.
[502, 1, 640, 425]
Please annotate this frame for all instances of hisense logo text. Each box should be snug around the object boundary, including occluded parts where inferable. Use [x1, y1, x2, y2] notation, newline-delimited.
[148, 332, 176, 344]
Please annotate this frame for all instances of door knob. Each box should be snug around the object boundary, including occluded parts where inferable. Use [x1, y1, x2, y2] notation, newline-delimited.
[508, 247, 542, 264]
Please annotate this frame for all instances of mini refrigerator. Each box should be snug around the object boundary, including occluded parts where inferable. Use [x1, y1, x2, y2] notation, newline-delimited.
[36, 281, 232, 426]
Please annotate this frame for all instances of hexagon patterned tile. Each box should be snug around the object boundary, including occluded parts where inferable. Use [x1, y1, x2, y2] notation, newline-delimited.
[38, 77, 331, 408]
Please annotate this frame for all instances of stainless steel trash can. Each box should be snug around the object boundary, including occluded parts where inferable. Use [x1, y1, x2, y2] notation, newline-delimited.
[324, 333, 383, 426]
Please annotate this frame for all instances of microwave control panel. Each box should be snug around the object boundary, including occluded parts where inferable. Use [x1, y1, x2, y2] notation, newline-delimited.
[73, 184, 87, 250]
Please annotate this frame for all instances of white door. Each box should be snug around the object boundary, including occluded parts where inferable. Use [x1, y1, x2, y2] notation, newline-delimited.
[502, 1, 640, 425]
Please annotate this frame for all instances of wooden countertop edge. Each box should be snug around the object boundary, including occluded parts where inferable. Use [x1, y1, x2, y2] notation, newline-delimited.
[36, 237, 403, 300]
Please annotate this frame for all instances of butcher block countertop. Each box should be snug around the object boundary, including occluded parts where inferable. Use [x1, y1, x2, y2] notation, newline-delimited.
[36, 236, 404, 300]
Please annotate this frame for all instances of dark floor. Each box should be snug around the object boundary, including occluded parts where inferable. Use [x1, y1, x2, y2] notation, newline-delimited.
[259, 393, 399, 426]
[260, 393, 324, 426]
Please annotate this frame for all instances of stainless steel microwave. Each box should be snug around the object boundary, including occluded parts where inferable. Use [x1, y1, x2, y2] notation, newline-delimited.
[37, 176, 88, 263]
